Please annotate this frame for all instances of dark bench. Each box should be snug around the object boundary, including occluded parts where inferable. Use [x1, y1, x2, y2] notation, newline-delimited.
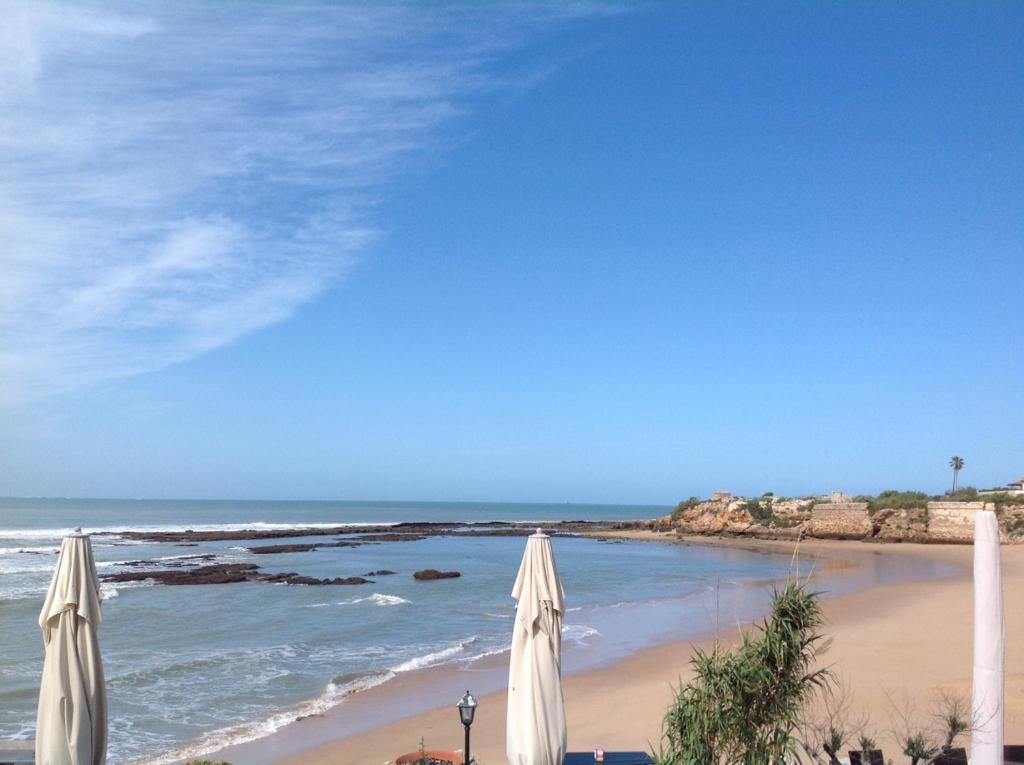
[849, 749, 884, 765]
[565, 753, 653, 765]
[933, 748, 968, 765]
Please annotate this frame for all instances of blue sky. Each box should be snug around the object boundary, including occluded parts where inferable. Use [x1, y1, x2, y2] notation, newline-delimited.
[1, 2, 1021, 503]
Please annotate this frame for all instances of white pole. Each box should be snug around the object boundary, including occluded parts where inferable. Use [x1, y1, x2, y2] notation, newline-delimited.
[971, 510, 1004, 765]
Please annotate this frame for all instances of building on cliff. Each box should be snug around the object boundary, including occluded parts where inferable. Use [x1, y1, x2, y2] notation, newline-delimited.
[981, 477, 1024, 496]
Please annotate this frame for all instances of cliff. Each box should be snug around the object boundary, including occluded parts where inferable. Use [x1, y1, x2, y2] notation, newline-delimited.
[660, 494, 1024, 544]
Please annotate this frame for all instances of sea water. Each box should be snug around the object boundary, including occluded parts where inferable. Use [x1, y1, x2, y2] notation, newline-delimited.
[0, 498, 823, 764]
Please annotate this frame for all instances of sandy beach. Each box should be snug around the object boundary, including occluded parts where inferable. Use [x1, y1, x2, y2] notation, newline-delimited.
[259, 535, 1022, 765]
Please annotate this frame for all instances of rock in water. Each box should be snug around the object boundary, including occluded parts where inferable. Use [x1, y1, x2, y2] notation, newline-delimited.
[413, 569, 461, 581]
[264, 574, 372, 586]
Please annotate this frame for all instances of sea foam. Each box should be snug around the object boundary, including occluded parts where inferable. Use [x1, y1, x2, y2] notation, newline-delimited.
[339, 593, 411, 607]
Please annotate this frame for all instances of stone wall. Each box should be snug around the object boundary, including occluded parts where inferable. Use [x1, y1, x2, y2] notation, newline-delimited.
[927, 501, 989, 543]
[873, 507, 929, 542]
[809, 503, 871, 539]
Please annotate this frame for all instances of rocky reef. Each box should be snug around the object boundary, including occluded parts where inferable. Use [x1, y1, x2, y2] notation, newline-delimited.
[92, 520, 653, 589]
[102, 563, 373, 586]
[104, 519, 629, 546]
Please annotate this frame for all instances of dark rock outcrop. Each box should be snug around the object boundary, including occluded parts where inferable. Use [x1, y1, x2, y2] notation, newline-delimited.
[101, 563, 372, 587]
[119, 554, 215, 567]
[366, 570, 397, 576]
[264, 573, 372, 586]
[103, 563, 261, 585]
[413, 569, 461, 581]
[354, 533, 427, 543]
[450, 529, 534, 537]
[248, 543, 319, 554]
[247, 541, 361, 555]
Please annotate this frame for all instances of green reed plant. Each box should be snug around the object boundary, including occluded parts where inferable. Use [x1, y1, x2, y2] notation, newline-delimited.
[653, 583, 832, 765]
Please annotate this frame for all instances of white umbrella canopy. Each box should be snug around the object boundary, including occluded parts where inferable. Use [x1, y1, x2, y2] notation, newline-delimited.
[971, 510, 1004, 765]
[36, 531, 107, 765]
[506, 530, 566, 765]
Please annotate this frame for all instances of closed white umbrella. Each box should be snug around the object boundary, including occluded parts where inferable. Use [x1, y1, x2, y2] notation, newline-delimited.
[507, 530, 566, 765]
[971, 510, 1003, 765]
[36, 531, 107, 765]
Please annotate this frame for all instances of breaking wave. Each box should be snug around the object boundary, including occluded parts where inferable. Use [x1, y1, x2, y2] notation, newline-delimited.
[340, 593, 411, 607]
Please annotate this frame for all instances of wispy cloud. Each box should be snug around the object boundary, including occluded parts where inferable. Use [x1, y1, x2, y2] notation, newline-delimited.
[0, 1, 601, 404]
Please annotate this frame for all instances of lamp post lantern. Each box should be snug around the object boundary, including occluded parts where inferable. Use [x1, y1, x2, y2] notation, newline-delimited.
[457, 690, 477, 765]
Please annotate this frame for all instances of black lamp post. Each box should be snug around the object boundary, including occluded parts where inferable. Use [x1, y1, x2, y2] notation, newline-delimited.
[457, 690, 477, 765]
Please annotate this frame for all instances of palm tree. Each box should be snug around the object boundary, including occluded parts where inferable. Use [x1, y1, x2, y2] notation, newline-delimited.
[949, 456, 965, 494]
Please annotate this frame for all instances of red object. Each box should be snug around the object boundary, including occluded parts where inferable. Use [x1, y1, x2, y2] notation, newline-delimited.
[396, 750, 461, 765]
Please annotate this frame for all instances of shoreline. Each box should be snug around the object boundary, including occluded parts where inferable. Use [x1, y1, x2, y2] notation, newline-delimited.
[204, 533, 1018, 765]
[156, 533, 807, 765]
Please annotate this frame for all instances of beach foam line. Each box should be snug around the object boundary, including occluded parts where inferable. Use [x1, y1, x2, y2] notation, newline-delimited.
[0, 582, 55, 601]
[0, 544, 60, 555]
[463, 642, 513, 663]
[135, 638, 488, 764]
[388, 637, 479, 673]
[128, 622, 602, 765]
[0, 561, 60, 575]
[0, 521, 400, 541]
[561, 623, 601, 645]
[128, 636, 498, 765]
[128, 670, 395, 765]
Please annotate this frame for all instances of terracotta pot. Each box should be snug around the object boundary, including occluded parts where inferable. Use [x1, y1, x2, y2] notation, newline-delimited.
[395, 750, 461, 765]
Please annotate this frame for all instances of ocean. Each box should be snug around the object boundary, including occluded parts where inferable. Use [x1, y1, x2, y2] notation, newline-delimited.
[0, 498, 830, 765]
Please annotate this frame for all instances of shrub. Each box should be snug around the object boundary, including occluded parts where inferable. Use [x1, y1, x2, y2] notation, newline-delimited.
[981, 491, 1024, 509]
[883, 690, 973, 765]
[854, 490, 930, 512]
[799, 499, 818, 515]
[740, 498, 774, 525]
[653, 583, 831, 765]
[944, 487, 979, 502]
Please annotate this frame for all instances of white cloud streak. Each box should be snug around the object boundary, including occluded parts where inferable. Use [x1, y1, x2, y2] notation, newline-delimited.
[0, 1, 599, 404]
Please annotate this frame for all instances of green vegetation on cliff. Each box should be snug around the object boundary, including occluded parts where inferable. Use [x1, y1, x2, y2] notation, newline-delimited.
[852, 486, 1024, 512]
[671, 497, 701, 522]
[982, 491, 1024, 508]
[853, 490, 930, 512]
